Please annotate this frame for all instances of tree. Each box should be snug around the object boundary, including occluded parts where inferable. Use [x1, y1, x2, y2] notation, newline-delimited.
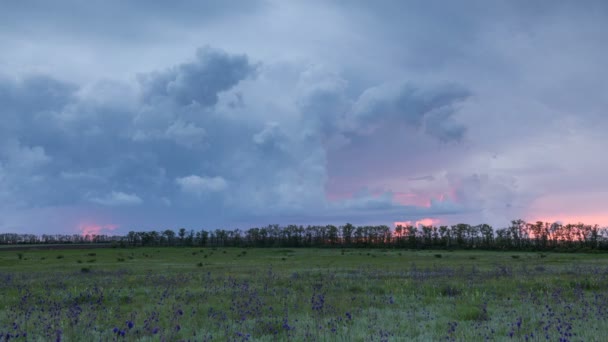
[163, 229, 176, 246]
[178, 228, 187, 245]
[478, 224, 494, 248]
[327, 225, 339, 246]
[341, 223, 354, 247]
[127, 231, 137, 247]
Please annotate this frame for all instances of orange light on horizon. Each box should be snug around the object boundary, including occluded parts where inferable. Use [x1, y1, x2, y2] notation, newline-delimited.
[394, 218, 441, 228]
[78, 223, 118, 239]
[527, 214, 608, 227]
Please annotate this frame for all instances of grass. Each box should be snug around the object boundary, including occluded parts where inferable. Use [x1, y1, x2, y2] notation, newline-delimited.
[1, 248, 608, 340]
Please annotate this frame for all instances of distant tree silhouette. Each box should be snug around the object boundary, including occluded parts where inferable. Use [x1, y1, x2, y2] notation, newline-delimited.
[3, 219, 608, 252]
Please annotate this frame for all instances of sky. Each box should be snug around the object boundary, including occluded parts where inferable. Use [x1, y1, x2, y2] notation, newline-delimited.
[1, 0, 607, 235]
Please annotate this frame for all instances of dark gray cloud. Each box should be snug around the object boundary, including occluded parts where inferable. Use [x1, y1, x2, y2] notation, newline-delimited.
[1, 51, 468, 232]
[351, 82, 470, 142]
[0, 48, 256, 210]
[140, 47, 256, 107]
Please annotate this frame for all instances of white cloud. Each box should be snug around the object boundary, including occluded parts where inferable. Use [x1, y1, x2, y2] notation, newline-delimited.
[176, 175, 228, 195]
[88, 191, 143, 206]
[165, 120, 206, 147]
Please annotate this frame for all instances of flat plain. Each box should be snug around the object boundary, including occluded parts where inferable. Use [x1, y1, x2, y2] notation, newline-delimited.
[1, 247, 607, 341]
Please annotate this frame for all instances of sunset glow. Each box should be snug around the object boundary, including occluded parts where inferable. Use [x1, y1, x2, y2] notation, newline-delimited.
[527, 215, 608, 227]
[393, 192, 432, 207]
[394, 218, 441, 228]
[78, 223, 118, 238]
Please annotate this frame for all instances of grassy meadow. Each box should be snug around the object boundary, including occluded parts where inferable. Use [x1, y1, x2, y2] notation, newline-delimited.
[1, 247, 608, 341]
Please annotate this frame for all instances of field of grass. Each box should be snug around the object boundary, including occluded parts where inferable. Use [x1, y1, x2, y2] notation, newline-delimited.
[1, 247, 608, 341]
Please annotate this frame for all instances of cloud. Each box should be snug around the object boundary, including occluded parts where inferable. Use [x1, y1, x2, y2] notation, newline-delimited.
[0, 140, 51, 170]
[0, 52, 479, 231]
[297, 66, 351, 135]
[88, 191, 143, 206]
[165, 120, 206, 147]
[0, 1, 267, 44]
[139, 47, 256, 107]
[252, 122, 286, 151]
[2, 1, 608, 233]
[351, 82, 470, 142]
[332, 190, 397, 211]
[0, 75, 76, 114]
[424, 107, 467, 142]
[176, 175, 228, 194]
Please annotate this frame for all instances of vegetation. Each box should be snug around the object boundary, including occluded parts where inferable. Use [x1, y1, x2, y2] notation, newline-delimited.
[2, 220, 607, 252]
[1, 248, 608, 341]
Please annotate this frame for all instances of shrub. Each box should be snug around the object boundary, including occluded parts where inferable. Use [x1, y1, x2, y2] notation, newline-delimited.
[441, 285, 462, 297]
[348, 286, 364, 294]
[454, 304, 489, 321]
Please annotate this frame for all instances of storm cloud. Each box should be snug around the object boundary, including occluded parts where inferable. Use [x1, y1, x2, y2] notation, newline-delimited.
[1, 1, 607, 234]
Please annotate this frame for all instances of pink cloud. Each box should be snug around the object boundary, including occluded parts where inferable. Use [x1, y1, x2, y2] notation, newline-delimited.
[394, 217, 441, 228]
[525, 193, 608, 227]
[78, 223, 119, 238]
[527, 214, 608, 227]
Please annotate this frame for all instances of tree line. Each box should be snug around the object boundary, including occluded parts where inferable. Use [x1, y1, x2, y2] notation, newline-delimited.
[2, 219, 608, 252]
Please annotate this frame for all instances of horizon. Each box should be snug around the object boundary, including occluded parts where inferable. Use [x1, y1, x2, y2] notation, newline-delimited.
[3, 218, 608, 238]
[1, 1, 608, 236]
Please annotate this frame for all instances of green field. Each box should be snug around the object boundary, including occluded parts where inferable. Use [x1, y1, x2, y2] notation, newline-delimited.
[1, 247, 607, 341]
